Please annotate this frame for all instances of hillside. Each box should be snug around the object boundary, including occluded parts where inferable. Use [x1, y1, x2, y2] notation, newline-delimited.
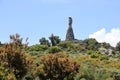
[0, 34, 120, 80]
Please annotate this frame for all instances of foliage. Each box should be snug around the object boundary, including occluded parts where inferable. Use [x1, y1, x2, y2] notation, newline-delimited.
[114, 54, 120, 59]
[28, 44, 48, 52]
[28, 44, 49, 56]
[39, 37, 50, 47]
[6, 73, 17, 80]
[0, 41, 3, 46]
[1, 34, 120, 80]
[100, 42, 111, 49]
[116, 41, 120, 52]
[86, 50, 109, 60]
[77, 55, 116, 80]
[49, 34, 61, 46]
[0, 33, 28, 79]
[47, 46, 62, 53]
[24, 74, 34, 80]
[0, 66, 17, 80]
[57, 41, 73, 49]
[83, 38, 99, 50]
[36, 52, 80, 80]
[58, 41, 85, 54]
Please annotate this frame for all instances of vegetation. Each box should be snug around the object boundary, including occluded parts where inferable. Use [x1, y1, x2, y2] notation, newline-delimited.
[0, 34, 28, 79]
[39, 37, 50, 47]
[49, 34, 61, 46]
[83, 38, 99, 50]
[0, 33, 120, 80]
[116, 41, 120, 52]
[37, 53, 80, 80]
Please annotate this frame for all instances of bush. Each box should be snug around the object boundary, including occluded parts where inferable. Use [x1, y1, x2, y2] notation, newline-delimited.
[0, 34, 28, 79]
[24, 74, 34, 80]
[99, 54, 109, 60]
[37, 52, 80, 80]
[83, 38, 99, 50]
[91, 53, 99, 58]
[28, 44, 48, 52]
[87, 50, 100, 58]
[6, 73, 17, 80]
[47, 46, 62, 53]
[57, 41, 72, 49]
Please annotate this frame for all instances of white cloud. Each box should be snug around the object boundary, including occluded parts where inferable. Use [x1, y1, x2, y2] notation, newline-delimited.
[89, 28, 120, 47]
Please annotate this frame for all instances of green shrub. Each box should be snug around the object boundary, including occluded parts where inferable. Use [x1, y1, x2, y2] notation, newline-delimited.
[83, 38, 99, 50]
[91, 53, 99, 58]
[0, 34, 28, 79]
[87, 50, 100, 58]
[57, 41, 72, 49]
[29, 51, 39, 56]
[99, 54, 109, 60]
[28, 44, 48, 52]
[24, 74, 34, 80]
[79, 65, 111, 80]
[38, 52, 80, 80]
[48, 46, 62, 53]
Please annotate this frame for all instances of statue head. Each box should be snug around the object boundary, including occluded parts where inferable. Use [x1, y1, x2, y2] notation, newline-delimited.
[68, 17, 72, 25]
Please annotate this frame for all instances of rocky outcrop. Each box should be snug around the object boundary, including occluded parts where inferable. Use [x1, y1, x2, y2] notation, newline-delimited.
[65, 17, 75, 41]
[99, 47, 114, 56]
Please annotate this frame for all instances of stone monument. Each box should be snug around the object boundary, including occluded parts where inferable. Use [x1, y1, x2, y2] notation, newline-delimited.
[65, 17, 75, 41]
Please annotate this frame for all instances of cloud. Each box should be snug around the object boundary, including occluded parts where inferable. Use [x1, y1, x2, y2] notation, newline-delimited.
[89, 28, 120, 47]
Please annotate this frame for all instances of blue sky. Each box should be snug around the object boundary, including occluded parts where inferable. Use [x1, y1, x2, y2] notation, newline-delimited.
[0, 0, 120, 46]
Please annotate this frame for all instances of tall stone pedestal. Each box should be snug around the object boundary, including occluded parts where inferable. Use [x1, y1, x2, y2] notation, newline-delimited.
[65, 17, 75, 41]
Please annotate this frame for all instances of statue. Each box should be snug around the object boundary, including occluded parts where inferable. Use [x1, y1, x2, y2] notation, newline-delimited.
[68, 17, 72, 26]
[65, 17, 75, 41]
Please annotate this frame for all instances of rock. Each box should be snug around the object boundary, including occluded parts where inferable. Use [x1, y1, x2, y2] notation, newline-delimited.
[99, 47, 114, 56]
[65, 17, 75, 41]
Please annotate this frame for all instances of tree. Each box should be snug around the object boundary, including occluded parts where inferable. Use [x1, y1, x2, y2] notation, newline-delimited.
[39, 37, 50, 47]
[0, 41, 2, 46]
[0, 41, 4, 47]
[0, 33, 28, 79]
[49, 34, 61, 46]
